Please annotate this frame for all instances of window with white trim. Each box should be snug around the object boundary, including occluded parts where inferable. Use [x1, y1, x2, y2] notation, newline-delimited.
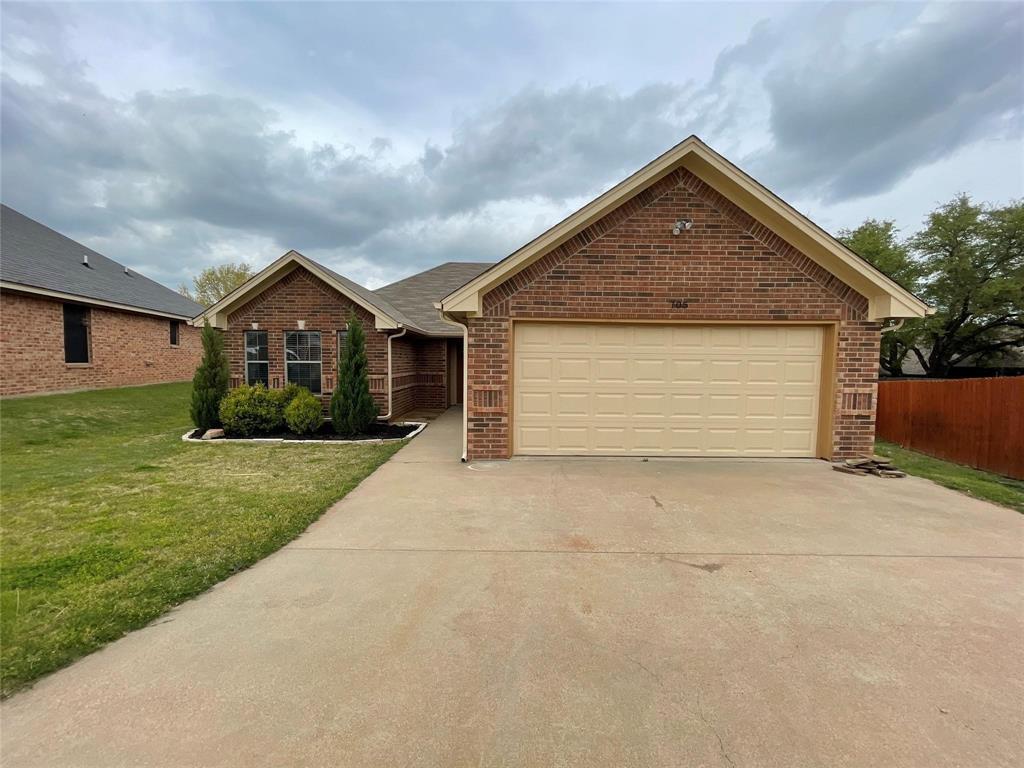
[285, 330, 322, 393]
[245, 330, 269, 386]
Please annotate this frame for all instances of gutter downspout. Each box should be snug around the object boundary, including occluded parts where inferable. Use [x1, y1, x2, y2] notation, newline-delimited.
[440, 310, 470, 463]
[380, 327, 407, 421]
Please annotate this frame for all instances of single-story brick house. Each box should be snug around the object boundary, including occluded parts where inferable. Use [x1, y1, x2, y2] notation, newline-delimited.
[0, 205, 204, 397]
[197, 136, 931, 461]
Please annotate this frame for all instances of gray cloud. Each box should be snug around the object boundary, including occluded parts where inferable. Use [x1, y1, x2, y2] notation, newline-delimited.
[1, 2, 1020, 292]
[425, 83, 698, 212]
[751, 2, 1023, 200]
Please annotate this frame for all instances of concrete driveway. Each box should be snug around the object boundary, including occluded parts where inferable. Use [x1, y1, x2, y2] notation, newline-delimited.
[3, 409, 1022, 767]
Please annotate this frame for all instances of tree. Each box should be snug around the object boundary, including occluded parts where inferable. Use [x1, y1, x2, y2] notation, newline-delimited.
[179, 262, 255, 307]
[909, 196, 1023, 377]
[840, 197, 1023, 377]
[838, 219, 922, 375]
[330, 315, 378, 436]
[190, 321, 230, 430]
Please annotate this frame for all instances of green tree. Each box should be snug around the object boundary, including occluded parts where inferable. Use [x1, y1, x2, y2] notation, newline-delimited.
[190, 321, 230, 430]
[909, 196, 1023, 377]
[179, 262, 255, 307]
[330, 315, 379, 436]
[838, 219, 922, 375]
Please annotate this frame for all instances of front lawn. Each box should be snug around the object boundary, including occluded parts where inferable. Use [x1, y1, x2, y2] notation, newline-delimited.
[875, 441, 1024, 514]
[0, 382, 402, 696]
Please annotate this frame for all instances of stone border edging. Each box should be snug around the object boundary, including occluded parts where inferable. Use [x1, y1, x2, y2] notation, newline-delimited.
[181, 421, 427, 445]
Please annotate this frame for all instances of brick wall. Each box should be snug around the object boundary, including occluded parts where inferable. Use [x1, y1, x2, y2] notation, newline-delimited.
[226, 267, 389, 410]
[466, 167, 881, 460]
[414, 338, 448, 411]
[224, 266, 450, 419]
[390, 334, 418, 417]
[0, 290, 200, 397]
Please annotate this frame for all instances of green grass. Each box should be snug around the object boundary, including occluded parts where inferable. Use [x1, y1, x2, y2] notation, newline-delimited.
[0, 382, 402, 696]
[875, 441, 1024, 513]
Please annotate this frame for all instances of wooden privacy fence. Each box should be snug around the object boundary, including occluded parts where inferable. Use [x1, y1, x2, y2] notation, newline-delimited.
[875, 377, 1024, 479]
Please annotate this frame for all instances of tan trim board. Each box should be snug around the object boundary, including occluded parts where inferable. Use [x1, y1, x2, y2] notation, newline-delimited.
[815, 324, 839, 461]
[0, 282, 195, 321]
[508, 317, 838, 326]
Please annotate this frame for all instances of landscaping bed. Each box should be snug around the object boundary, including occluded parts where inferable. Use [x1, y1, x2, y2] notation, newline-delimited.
[185, 421, 424, 442]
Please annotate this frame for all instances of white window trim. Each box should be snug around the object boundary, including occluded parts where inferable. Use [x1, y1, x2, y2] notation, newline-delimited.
[244, 330, 269, 386]
[284, 330, 323, 393]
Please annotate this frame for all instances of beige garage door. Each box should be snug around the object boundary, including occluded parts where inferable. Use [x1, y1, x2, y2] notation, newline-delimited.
[513, 322, 823, 457]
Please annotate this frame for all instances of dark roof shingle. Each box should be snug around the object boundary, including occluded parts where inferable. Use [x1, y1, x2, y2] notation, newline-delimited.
[0, 205, 203, 318]
[374, 261, 493, 335]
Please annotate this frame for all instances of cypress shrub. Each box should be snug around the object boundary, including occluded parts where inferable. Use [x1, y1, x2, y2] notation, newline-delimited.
[330, 315, 378, 436]
[190, 320, 229, 430]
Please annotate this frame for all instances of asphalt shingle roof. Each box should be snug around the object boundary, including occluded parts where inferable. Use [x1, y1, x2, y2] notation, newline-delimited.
[317, 262, 417, 330]
[0, 205, 203, 319]
[374, 261, 493, 335]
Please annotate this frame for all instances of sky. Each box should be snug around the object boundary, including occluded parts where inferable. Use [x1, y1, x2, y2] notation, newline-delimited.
[2, 2, 1022, 291]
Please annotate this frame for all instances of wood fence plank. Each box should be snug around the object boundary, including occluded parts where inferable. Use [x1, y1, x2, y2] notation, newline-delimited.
[876, 377, 1024, 480]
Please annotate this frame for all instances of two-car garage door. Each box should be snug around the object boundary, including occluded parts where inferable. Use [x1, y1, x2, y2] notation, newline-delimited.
[513, 322, 824, 457]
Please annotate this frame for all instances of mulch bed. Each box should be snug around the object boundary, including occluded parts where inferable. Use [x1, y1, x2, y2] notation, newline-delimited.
[187, 422, 419, 442]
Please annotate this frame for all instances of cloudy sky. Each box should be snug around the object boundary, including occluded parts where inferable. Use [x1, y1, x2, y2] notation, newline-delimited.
[2, 2, 1022, 291]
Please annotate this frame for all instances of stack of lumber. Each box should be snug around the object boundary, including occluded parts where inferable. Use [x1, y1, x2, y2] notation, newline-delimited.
[832, 455, 907, 478]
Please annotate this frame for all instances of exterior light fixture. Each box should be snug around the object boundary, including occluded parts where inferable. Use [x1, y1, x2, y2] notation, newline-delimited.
[672, 219, 694, 236]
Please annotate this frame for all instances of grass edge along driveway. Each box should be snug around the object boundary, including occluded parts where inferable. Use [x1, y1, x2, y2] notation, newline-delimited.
[875, 440, 1024, 513]
[1, 382, 402, 697]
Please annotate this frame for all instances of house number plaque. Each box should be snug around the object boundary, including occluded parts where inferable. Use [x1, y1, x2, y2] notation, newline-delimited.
[669, 299, 689, 309]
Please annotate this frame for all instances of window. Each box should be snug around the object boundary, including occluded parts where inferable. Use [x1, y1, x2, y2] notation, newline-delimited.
[245, 330, 269, 386]
[337, 328, 348, 360]
[63, 304, 90, 363]
[169, 320, 180, 346]
[285, 330, 322, 393]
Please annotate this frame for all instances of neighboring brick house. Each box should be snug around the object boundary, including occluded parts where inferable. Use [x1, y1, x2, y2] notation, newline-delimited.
[196, 252, 490, 417]
[438, 136, 932, 461]
[0, 205, 204, 397]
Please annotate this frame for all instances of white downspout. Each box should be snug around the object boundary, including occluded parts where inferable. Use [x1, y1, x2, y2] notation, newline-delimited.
[381, 327, 407, 421]
[440, 310, 469, 463]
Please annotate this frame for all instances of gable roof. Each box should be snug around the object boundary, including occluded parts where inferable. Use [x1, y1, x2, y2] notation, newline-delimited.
[439, 136, 932, 321]
[196, 250, 410, 330]
[195, 251, 491, 336]
[374, 262, 493, 334]
[0, 205, 203, 319]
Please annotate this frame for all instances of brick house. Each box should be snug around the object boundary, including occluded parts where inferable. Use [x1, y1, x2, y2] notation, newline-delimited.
[196, 252, 490, 418]
[198, 136, 931, 460]
[0, 205, 204, 397]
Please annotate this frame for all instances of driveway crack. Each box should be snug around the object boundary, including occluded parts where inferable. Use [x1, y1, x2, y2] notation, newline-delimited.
[697, 690, 736, 767]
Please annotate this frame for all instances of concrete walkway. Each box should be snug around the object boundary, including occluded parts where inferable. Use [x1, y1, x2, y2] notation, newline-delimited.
[3, 408, 1023, 767]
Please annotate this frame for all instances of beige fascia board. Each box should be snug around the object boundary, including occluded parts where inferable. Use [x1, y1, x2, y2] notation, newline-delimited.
[1, 282, 196, 321]
[679, 151, 931, 320]
[440, 136, 932, 321]
[195, 250, 400, 330]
